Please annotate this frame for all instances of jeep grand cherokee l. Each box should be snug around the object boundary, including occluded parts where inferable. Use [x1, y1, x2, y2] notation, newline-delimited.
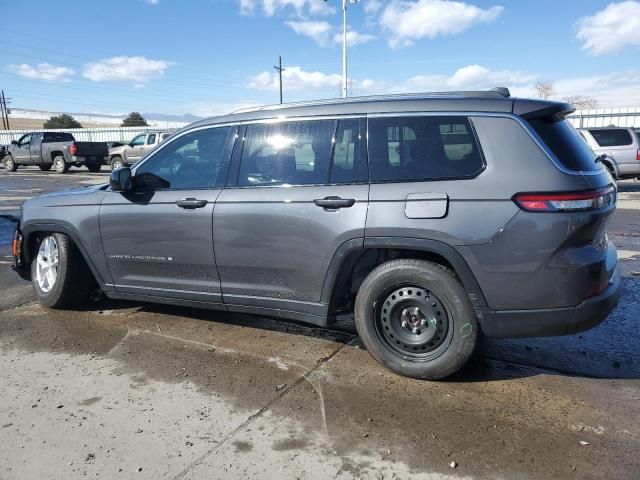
[12, 89, 620, 379]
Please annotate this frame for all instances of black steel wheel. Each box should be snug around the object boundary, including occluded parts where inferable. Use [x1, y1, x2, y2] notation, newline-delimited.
[355, 259, 478, 380]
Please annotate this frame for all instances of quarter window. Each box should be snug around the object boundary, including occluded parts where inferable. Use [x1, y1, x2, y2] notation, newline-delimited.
[134, 127, 232, 190]
[588, 129, 633, 147]
[239, 120, 336, 186]
[368, 116, 483, 182]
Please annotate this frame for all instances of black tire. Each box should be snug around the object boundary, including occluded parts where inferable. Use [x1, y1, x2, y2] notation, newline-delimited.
[354, 259, 478, 380]
[30, 233, 94, 309]
[53, 156, 68, 174]
[87, 163, 102, 173]
[3, 154, 18, 172]
[110, 156, 124, 171]
[39, 164, 52, 171]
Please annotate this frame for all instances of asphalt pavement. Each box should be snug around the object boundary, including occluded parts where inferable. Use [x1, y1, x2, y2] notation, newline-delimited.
[1, 167, 639, 479]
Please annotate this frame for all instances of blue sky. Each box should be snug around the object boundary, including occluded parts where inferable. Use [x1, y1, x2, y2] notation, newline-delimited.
[2, 0, 640, 117]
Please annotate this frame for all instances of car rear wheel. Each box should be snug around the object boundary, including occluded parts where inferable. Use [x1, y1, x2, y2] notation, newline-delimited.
[53, 156, 68, 174]
[110, 156, 124, 171]
[31, 233, 94, 308]
[87, 163, 102, 173]
[3, 155, 18, 172]
[39, 164, 52, 171]
[354, 259, 478, 380]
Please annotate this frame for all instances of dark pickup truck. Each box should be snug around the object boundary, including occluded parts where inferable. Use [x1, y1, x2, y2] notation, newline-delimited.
[2, 131, 108, 174]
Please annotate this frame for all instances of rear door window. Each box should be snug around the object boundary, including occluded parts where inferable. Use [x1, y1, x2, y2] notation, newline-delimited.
[368, 116, 484, 182]
[588, 129, 633, 147]
[330, 118, 367, 184]
[529, 117, 600, 172]
[238, 120, 335, 186]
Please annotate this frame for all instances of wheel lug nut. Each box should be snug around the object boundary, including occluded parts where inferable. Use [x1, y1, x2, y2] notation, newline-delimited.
[401, 320, 408, 328]
[420, 318, 427, 326]
[412, 327, 420, 334]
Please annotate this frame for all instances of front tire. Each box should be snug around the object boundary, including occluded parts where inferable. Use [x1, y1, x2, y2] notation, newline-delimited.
[3, 154, 18, 172]
[110, 156, 124, 171]
[354, 259, 478, 380]
[31, 233, 94, 308]
[87, 163, 102, 173]
[53, 156, 68, 174]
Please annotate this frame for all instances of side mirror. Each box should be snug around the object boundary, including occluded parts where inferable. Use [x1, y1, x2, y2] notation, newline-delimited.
[11, 140, 17, 145]
[110, 167, 132, 192]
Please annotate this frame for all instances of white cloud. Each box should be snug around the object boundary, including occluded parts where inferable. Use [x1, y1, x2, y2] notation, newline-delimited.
[363, 0, 383, 14]
[550, 70, 640, 106]
[9, 63, 74, 82]
[405, 65, 536, 91]
[83, 56, 172, 83]
[247, 66, 342, 91]
[334, 30, 376, 46]
[286, 20, 333, 45]
[576, 1, 640, 55]
[286, 21, 376, 46]
[239, 0, 334, 17]
[379, 0, 504, 47]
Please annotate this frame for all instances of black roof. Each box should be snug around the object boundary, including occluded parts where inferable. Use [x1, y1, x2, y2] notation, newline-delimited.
[188, 88, 571, 129]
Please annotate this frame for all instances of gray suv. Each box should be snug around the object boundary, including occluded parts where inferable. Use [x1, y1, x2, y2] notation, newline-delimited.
[579, 127, 640, 180]
[12, 89, 621, 379]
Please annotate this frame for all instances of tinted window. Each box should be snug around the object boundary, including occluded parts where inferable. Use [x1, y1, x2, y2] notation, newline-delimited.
[18, 134, 31, 145]
[134, 127, 232, 190]
[368, 116, 483, 182]
[239, 120, 335, 186]
[43, 132, 74, 142]
[589, 129, 633, 147]
[529, 117, 600, 172]
[330, 119, 367, 183]
[147, 134, 157, 145]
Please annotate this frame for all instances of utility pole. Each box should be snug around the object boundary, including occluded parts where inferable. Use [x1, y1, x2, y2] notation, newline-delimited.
[274, 56, 285, 104]
[341, 0, 348, 98]
[1, 91, 10, 130]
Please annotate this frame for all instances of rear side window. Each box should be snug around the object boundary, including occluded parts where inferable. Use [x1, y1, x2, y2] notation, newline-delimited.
[43, 132, 74, 142]
[330, 119, 367, 184]
[147, 134, 157, 145]
[368, 116, 484, 182]
[529, 117, 600, 172]
[589, 129, 633, 147]
[239, 120, 335, 186]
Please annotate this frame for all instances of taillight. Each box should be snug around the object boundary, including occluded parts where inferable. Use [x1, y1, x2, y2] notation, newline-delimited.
[513, 185, 616, 212]
[69, 143, 77, 156]
[636, 149, 640, 161]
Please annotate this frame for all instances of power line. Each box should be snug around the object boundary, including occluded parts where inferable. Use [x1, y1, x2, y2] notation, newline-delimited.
[1, 91, 11, 129]
[274, 56, 285, 104]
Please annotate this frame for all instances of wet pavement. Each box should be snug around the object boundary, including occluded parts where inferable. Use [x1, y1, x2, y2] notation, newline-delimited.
[1, 168, 639, 479]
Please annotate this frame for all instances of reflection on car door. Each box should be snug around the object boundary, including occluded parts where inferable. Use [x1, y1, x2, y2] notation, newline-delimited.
[213, 118, 369, 321]
[99, 126, 236, 302]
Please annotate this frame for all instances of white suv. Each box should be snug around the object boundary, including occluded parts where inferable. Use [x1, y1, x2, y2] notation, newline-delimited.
[579, 127, 640, 180]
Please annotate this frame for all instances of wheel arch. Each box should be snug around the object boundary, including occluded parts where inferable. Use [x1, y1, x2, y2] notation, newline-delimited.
[50, 151, 64, 162]
[21, 222, 106, 288]
[321, 237, 487, 320]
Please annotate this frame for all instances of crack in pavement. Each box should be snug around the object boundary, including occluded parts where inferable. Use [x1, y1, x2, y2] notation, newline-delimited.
[171, 337, 355, 480]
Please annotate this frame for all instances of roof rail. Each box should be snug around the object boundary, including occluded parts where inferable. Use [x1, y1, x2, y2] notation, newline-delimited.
[230, 87, 511, 114]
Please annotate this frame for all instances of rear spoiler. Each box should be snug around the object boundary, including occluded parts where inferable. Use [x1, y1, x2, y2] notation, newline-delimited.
[512, 99, 575, 121]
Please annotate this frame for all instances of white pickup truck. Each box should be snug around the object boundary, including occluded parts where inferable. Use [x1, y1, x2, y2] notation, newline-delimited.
[108, 132, 172, 170]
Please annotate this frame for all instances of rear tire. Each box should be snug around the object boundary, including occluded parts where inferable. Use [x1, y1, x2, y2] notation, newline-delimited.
[87, 163, 102, 173]
[3, 154, 18, 172]
[39, 164, 52, 172]
[354, 259, 478, 380]
[110, 156, 124, 171]
[53, 156, 68, 174]
[30, 233, 94, 309]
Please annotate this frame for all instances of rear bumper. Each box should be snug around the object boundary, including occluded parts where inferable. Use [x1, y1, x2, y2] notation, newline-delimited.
[478, 269, 621, 338]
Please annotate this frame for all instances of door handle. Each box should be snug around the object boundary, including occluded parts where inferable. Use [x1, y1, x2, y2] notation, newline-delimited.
[314, 196, 356, 210]
[176, 198, 208, 209]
